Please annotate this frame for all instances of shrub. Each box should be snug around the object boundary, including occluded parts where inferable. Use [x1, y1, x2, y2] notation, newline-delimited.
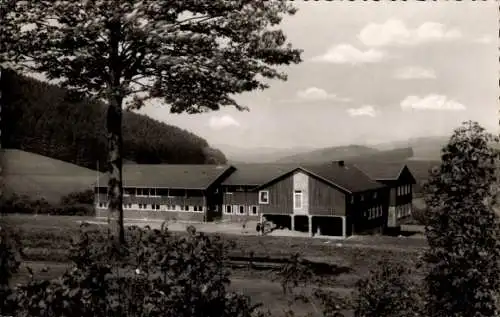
[5, 224, 268, 317]
[60, 189, 95, 206]
[0, 224, 23, 314]
[353, 260, 423, 317]
[0, 194, 95, 216]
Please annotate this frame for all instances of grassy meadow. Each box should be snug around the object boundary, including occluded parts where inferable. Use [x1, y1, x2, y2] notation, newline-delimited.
[2, 214, 428, 317]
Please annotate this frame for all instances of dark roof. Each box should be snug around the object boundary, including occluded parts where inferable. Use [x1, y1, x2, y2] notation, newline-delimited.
[97, 164, 232, 189]
[352, 161, 407, 180]
[254, 162, 386, 193]
[300, 162, 386, 193]
[222, 163, 299, 186]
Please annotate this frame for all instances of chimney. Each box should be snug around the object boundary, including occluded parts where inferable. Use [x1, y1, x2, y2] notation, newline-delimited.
[335, 160, 345, 167]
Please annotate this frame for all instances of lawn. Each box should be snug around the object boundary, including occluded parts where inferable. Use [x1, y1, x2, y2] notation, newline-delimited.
[2, 214, 427, 317]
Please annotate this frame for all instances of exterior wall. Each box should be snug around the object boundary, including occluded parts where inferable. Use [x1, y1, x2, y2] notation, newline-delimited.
[308, 177, 346, 216]
[259, 175, 294, 215]
[97, 193, 206, 207]
[222, 190, 260, 220]
[346, 187, 390, 235]
[293, 172, 309, 215]
[96, 208, 205, 222]
[95, 189, 208, 222]
[379, 175, 414, 228]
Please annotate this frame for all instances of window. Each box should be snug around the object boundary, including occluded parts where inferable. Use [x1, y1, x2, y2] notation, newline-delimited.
[123, 203, 132, 209]
[149, 188, 160, 197]
[350, 196, 355, 204]
[225, 205, 232, 214]
[294, 190, 303, 209]
[136, 188, 148, 197]
[250, 206, 258, 215]
[239, 205, 245, 214]
[259, 190, 269, 204]
[123, 188, 134, 196]
[184, 205, 190, 211]
[98, 202, 107, 208]
[152, 204, 160, 210]
[138, 204, 147, 209]
[373, 192, 377, 199]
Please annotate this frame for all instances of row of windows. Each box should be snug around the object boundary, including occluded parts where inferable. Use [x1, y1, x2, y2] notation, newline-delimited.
[364, 205, 383, 220]
[397, 185, 412, 196]
[98, 203, 204, 212]
[396, 203, 412, 218]
[121, 188, 196, 197]
[224, 205, 259, 216]
[350, 192, 378, 204]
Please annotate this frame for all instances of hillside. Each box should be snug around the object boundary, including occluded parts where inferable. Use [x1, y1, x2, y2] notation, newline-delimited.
[0, 69, 227, 171]
[218, 144, 317, 163]
[348, 147, 415, 163]
[372, 136, 449, 160]
[1, 149, 103, 203]
[275, 145, 380, 164]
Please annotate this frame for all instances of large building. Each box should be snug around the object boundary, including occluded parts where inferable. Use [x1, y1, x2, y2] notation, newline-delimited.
[95, 160, 416, 237]
[354, 161, 416, 232]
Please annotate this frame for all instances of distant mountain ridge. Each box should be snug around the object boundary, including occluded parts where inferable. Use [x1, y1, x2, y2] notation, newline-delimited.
[215, 144, 317, 163]
[219, 136, 452, 164]
[275, 145, 380, 164]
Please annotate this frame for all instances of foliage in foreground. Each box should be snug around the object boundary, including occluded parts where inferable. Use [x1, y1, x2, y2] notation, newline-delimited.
[353, 260, 423, 317]
[2, 224, 268, 317]
[423, 121, 500, 317]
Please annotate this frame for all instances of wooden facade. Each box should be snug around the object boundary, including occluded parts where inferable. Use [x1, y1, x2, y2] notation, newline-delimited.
[255, 168, 391, 237]
[93, 162, 416, 237]
[221, 185, 260, 220]
[374, 166, 415, 229]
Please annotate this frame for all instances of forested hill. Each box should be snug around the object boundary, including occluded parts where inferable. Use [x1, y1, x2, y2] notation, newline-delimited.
[0, 69, 227, 171]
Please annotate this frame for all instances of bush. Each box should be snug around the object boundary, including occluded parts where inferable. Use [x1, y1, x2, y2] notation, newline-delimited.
[0, 194, 95, 216]
[4, 224, 268, 317]
[60, 189, 95, 206]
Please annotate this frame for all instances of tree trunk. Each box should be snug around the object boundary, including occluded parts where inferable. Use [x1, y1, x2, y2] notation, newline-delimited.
[106, 92, 125, 245]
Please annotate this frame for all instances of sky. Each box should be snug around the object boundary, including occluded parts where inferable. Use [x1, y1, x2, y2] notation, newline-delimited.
[138, 2, 497, 149]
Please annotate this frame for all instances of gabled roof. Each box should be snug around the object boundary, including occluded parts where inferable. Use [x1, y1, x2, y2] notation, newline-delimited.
[221, 163, 299, 186]
[97, 164, 233, 189]
[256, 162, 386, 194]
[353, 161, 414, 181]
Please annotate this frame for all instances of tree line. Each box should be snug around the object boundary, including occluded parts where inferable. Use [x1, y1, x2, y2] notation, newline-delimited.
[0, 69, 227, 171]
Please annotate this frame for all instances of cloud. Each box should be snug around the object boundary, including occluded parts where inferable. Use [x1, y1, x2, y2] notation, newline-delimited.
[359, 19, 462, 47]
[311, 44, 385, 65]
[346, 105, 377, 117]
[393, 66, 436, 79]
[474, 34, 494, 44]
[400, 95, 466, 111]
[296, 87, 351, 102]
[208, 115, 241, 129]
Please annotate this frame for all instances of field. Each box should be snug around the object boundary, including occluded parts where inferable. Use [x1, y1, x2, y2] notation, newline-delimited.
[2, 214, 428, 317]
[1, 149, 103, 203]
